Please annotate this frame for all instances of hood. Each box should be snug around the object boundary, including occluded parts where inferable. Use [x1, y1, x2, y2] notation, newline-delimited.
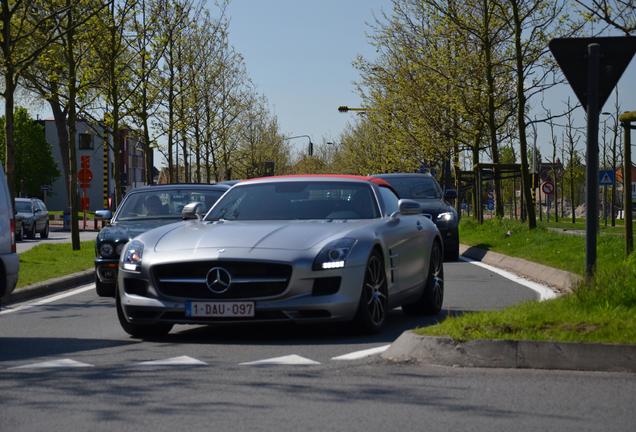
[411, 199, 453, 216]
[154, 220, 371, 252]
[16, 211, 33, 219]
[99, 219, 179, 242]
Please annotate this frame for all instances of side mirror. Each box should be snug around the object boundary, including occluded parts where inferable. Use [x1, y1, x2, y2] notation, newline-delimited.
[182, 201, 205, 220]
[444, 189, 458, 201]
[390, 199, 422, 219]
[95, 209, 113, 221]
[34, 208, 41, 213]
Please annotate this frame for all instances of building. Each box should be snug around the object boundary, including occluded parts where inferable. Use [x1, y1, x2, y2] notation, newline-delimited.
[43, 120, 146, 211]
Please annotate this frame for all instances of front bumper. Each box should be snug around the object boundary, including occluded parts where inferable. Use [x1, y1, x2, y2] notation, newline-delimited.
[95, 257, 119, 284]
[117, 251, 368, 326]
[434, 223, 458, 247]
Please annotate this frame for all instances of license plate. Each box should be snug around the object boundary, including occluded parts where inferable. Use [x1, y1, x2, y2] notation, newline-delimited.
[186, 301, 255, 318]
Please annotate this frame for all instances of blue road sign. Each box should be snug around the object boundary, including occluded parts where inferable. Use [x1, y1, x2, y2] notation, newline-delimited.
[599, 170, 615, 186]
[486, 199, 494, 211]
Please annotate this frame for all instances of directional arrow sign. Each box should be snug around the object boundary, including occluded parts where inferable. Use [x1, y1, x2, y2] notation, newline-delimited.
[549, 37, 636, 110]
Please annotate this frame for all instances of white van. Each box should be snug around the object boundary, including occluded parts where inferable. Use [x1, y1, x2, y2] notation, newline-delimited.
[0, 164, 19, 298]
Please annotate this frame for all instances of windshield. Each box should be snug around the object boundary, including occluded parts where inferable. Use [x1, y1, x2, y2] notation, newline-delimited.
[383, 176, 442, 199]
[116, 189, 225, 221]
[206, 181, 379, 221]
[15, 201, 32, 213]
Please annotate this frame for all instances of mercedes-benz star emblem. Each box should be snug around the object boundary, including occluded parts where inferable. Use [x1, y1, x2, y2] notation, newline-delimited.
[206, 267, 232, 294]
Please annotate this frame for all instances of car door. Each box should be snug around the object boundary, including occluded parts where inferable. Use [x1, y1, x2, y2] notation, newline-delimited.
[376, 187, 427, 295]
[37, 200, 48, 230]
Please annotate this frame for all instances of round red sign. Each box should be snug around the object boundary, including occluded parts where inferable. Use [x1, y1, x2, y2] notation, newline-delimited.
[541, 181, 554, 195]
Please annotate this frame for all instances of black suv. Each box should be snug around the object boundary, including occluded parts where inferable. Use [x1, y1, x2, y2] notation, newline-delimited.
[373, 173, 459, 260]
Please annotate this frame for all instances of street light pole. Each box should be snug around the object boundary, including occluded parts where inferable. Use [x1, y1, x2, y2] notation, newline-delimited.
[283, 135, 314, 156]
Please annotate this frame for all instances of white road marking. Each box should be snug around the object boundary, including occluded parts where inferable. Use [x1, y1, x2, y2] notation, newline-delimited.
[459, 256, 558, 301]
[136, 356, 207, 366]
[240, 354, 321, 366]
[331, 344, 391, 361]
[9, 358, 94, 369]
[0, 284, 95, 316]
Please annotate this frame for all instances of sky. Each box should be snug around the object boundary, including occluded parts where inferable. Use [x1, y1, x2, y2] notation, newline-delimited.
[225, 0, 636, 164]
[225, 0, 390, 154]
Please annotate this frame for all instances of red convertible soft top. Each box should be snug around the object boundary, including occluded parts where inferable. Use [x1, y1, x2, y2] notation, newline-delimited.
[244, 174, 395, 191]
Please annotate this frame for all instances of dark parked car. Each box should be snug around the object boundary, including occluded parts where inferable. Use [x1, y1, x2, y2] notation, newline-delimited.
[94, 183, 230, 297]
[372, 173, 459, 260]
[14, 198, 49, 239]
[14, 212, 24, 241]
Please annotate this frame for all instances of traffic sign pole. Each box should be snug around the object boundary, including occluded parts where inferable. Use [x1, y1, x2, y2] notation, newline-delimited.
[585, 43, 600, 280]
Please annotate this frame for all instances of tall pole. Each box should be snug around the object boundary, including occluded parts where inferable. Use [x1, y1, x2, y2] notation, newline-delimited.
[585, 43, 600, 279]
[623, 119, 633, 255]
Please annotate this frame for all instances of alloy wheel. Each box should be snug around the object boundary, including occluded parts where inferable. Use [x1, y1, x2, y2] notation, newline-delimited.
[364, 254, 387, 326]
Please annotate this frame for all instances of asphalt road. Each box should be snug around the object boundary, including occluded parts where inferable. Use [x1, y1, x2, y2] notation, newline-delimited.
[16, 229, 99, 254]
[1, 262, 634, 431]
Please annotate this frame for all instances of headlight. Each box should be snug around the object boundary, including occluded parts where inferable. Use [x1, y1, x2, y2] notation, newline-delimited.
[313, 238, 357, 270]
[120, 240, 144, 272]
[99, 242, 115, 258]
[437, 212, 454, 222]
[115, 243, 126, 256]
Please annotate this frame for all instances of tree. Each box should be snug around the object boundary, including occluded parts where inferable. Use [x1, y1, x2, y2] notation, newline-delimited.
[574, 0, 636, 35]
[494, 0, 574, 229]
[0, 107, 59, 196]
[0, 0, 71, 203]
[21, 0, 106, 250]
[563, 98, 583, 223]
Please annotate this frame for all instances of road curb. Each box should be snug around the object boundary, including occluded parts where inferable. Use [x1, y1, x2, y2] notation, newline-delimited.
[1, 270, 94, 306]
[382, 331, 636, 373]
[460, 244, 582, 293]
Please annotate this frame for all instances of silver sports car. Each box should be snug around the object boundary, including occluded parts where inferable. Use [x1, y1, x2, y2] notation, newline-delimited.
[116, 175, 444, 338]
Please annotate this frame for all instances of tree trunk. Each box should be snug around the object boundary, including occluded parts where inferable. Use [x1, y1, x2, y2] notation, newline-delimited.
[3, 74, 16, 201]
[512, 0, 536, 229]
[482, 0, 503, 218]
[66, 0, 80, 250]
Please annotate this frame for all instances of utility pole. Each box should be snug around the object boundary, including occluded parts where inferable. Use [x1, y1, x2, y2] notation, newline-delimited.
[620, 111, 635, 256]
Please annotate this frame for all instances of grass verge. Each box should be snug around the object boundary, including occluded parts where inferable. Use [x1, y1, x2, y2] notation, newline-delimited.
[417, 219, 636, 345]
[17, 241, 95, 288]
[459, 218, 626, 275]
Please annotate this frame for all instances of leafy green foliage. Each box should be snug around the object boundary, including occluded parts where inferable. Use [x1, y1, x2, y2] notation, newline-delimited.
[0, 107, 60, 197]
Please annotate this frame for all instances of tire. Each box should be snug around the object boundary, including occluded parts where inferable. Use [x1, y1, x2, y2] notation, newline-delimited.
[40, 221, 49, 239]
[402, 240, 444, 316]
[116, 293, 173, 339]
[353, 250, 389, 334]
[27, 223, 36, 239]
[95, 275, 116, 297]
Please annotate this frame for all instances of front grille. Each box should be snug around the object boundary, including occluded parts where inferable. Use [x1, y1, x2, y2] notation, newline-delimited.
[153, 261, 292, 300]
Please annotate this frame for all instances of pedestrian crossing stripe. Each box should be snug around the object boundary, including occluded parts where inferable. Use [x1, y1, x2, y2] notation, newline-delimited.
[9, 359, 94, 369]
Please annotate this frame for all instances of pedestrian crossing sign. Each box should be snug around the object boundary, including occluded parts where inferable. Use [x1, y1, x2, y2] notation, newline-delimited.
[599, 170, 615, 186]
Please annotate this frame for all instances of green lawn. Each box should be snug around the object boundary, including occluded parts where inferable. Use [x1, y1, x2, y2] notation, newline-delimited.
[48, 211, 96, 220]
[540, 218, 633, 235]
[459, 218, 626, 275]
[417, 218, 636, 344]
[17, 241, 95, 288]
